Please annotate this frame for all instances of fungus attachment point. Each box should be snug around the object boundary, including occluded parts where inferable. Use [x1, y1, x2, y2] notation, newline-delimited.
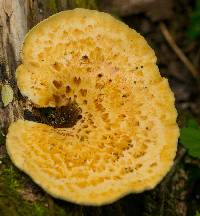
[6, 9, 179, 206]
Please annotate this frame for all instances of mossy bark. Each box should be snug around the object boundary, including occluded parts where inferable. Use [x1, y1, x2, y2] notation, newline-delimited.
[0, 1, 184, 215]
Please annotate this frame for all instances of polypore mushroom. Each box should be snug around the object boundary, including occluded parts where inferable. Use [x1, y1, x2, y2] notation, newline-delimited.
[6, 8, 179, 205]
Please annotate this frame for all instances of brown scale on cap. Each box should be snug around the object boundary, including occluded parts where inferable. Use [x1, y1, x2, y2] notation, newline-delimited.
[7, 9, 179, 206]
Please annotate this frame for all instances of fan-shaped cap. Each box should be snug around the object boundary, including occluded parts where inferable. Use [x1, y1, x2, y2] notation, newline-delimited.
[6, 8, 179, 205]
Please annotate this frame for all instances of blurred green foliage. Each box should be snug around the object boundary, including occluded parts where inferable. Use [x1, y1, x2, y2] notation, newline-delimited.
[187, 0, 200, 39]
[195, 211, 200, 216]
[180, 118, 200, 158]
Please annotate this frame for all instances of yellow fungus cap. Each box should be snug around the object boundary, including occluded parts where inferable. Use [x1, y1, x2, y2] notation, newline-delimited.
[6, 8, 179, 205]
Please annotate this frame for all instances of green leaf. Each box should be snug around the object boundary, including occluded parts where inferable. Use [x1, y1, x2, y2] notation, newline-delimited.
[187, 118, 199, 128]
[180, 118, 200, 159]
[187, 0, 200, 40]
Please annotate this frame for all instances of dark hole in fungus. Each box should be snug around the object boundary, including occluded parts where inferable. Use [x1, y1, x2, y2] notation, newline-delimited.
[122, 94, 127, 98]
[24, 102, 82, 128]
[81, 55, 89, 60]
[74, 77, 81, 85]
[52, 62, 61, 71]
[66, 85, 71, 93]
[77, 115, 82, 120]
[79, 89, 87, 97]
[53, 80, 62, 89]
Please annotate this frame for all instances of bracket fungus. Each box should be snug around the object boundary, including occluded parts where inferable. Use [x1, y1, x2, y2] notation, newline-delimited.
[6, 9, 179, 205]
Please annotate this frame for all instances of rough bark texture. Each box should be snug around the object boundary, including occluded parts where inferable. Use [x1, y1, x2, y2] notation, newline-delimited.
[0, 1, 185, 216]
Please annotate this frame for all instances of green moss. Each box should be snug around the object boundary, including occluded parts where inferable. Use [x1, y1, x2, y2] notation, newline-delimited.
[0, 156, 45, 216]
[0, 180, 48, 215]
[0, 196, 48, 216]
[0, 155, 72, 215]
[2, 165, 21, 191]
[32, 203, 48, 216]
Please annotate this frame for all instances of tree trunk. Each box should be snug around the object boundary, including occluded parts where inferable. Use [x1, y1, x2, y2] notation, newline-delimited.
[0, 1, 183, 216]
